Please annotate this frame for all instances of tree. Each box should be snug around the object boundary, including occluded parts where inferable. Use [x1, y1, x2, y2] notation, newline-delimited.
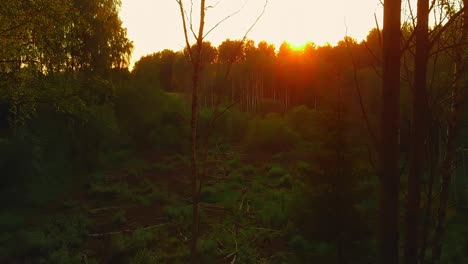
[404, 1, 430, 263]
[0, 0, 132, 128]
[379, 1, 402, 264]
[175, 1, 267, 262]
[175, 1, 206, 262]
[133, 50, 177, 91]
[218, 39, 245, 64]
[303, 110, 368, 264]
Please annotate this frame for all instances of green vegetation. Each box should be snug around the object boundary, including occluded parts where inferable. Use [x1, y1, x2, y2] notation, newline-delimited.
[1, 1, 468, 263]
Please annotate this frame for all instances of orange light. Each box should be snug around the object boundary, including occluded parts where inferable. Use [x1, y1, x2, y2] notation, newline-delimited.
[286, 41, 308, 52]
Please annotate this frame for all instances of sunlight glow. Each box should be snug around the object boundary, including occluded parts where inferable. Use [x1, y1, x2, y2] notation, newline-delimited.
[286, 41, 308, 52]
[119, 0, 383, 67]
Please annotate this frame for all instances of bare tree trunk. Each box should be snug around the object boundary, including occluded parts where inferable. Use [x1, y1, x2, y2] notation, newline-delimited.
[405, 1, 430, 263]
[431, 2, 467, 263]
[176, 0, 206, 262]
[380, 1, 402, 264]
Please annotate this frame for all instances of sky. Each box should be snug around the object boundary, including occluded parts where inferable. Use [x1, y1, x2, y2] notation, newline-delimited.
[119, 0, 384, 67]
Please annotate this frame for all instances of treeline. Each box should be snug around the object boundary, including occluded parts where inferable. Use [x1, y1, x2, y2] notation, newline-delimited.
[133, 31, 382, 114]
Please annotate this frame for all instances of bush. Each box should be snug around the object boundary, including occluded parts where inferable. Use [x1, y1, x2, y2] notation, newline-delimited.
[130, 249, 159, 264]
[0, 134, 42, 200]
[286, 105, 320, 141]
[112, 229, 157, 255]
[268, 164, 287, 178]
[198, 107, 249, 142]
[9, 212, 90, 262]
[115, 84, 188, 153]
[257, 99, 284, 116]
[245, 115, 299, 153]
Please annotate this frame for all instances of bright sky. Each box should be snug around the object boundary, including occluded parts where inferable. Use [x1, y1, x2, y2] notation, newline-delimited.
[120, 0, 384, 67]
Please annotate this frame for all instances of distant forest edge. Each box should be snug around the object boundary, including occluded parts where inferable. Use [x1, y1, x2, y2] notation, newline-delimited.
[132, 34, 382, 113]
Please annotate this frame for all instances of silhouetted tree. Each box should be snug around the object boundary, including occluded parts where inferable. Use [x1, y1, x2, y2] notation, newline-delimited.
[404, 1, 430, 263]
[379, 1, 402, 264]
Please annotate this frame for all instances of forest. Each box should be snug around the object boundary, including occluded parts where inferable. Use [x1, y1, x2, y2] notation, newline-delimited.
[0, 0, 467, 263]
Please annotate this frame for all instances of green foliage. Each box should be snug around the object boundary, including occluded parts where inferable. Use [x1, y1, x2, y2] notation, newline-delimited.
[255, 190, 292, 229]
[45, 247, 89, 264]
[0, 134, 42, 199]
[286, 105, 320, 141]
[257, 99, 284, 116]
[198, 238, 218, 263]
[245, 115, 299, 153]
[68, 104, 122, 170]
[112, 229, 157, 255]
[228, 156, 241, 169]
[201, 182, 243, 209]
[164, 205, 192, 227]
[268, 164, 287, 178]
[90, 182, 131, 200]
[440, 212, 468, 264]
[115, 84, 188, 152]
[199, 107, 249, 142]
[112, 210, 127, 226]
[133, 50, 177, 91]
[2, 212, 91, 263]
[130, 249, 159, 264]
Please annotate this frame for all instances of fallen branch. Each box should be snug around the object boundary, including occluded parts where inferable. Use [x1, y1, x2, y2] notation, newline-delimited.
[87, 223, 167, 238]
[89, 206, 122, 213]
[250, 227, 281, 233]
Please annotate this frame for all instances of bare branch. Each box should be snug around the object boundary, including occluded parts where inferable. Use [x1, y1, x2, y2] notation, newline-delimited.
[176, 0, 194, 62]
[184, 8, 198, 41]
[430, 7, 465, 47]
[203, 0, 249, 39]
[374, 13, 383, 50]
[240, 0, 268, 43]
[406, 0, 417, 27]
[205, 0, 221, 10]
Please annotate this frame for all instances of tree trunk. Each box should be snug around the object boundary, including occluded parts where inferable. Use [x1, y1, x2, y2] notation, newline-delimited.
[404, 1, 429, 263]
[380, 1, 402, 264]
[419, 128, 437, 263]
[187, 1, 206, 262]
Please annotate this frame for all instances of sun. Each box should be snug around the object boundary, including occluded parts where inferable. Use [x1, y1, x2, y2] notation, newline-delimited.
[289, 42, 307, 51]
[285, 41, 309, 51]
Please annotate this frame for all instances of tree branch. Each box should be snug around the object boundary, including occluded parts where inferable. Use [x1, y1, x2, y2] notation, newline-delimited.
[203, 0, 249, 39]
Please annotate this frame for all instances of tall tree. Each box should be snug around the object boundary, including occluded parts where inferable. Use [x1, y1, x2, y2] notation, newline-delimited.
[404, 0, 430, 263]
[176, 0, 207, 262]
[380, 0, 402, 264]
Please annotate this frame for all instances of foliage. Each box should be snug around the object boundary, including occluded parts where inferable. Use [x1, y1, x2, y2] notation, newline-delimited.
[286, 105, 321, 141]
[115, 83, 189, 152]
[2, 2, 468, 261]
[1, 212, 91, 264]
[199, 107, 249, 142]
[245, 114, 299, 153]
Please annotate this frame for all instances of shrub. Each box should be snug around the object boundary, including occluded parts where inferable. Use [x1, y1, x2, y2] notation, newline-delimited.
[268, 164, 287, 178]
[130, 249, 159, 264]
[286, 105, 320, 141]
[245, 115, 299, 153]
[199, 107, 249, 142]
[112, 229, 157, 255]
[115, 85, 188, 152]
[257, 99, 284, 116]
[0, 134, 42, 201]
